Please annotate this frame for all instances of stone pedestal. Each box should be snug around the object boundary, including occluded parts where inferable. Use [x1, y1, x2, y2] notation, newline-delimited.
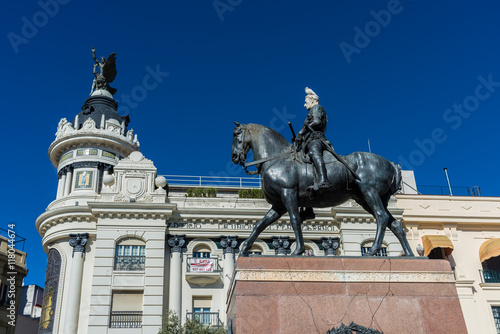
[227, 257, 467, 334]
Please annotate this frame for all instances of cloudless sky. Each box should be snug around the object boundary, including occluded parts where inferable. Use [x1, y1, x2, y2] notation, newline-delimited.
[2, 0, 500, 287]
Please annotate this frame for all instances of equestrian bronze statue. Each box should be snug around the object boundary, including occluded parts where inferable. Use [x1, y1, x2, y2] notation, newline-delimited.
[231, 88, 414, 257]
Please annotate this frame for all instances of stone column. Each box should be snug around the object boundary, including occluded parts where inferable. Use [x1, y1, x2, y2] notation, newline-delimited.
[272, 236, 291, 256]
[57, 169, 66, 199]
[167, 234, 187, 318]
[220, 235, 239, 316]
[64, 166, 73, 196]
[321, 237, 339, 256]
[64, 233, 89, 334]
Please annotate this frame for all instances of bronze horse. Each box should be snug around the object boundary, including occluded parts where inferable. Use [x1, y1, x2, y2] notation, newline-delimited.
[231, 123, 414, 257]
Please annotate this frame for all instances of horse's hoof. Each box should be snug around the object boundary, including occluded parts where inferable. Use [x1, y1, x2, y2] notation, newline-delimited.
[292, 249, 305, 256]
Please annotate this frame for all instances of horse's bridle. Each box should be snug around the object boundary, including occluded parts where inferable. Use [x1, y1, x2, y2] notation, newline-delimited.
[236, 125, 257, 174]
[236, 124, 294, 175]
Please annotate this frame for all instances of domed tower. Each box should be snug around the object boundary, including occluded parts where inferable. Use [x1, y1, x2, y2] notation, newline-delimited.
[48, 91, 139, 207]
[37, 49, 172, 334]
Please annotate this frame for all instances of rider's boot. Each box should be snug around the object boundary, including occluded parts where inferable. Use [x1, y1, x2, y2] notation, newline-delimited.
[311, 154, 331, 189]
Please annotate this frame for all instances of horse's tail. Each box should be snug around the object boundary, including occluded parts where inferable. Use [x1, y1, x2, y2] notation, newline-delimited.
[390, 161, 402, 194]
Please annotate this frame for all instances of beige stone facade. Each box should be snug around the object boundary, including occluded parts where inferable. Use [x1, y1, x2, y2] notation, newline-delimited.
[398, 194, 500, 334]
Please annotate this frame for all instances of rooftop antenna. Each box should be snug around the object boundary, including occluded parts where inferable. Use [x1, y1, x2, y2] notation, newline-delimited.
[444, 168, 453, 196]
[367, 139, 372, 153]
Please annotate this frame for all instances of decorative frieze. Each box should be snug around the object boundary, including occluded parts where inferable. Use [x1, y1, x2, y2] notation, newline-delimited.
[54, 117, 139, 147]
[236, 269, 455, 283]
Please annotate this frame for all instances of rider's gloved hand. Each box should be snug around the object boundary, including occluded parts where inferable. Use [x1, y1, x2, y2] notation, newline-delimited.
[295, 133, 303, 147]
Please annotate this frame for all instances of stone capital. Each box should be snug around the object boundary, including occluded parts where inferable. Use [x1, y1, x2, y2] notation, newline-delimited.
[167, 234, 187, 253]
[321, 237, 339, 256]
[272, 236, 291, 256]
[220, 235, 240, 254]
[69, 233, 89, 257]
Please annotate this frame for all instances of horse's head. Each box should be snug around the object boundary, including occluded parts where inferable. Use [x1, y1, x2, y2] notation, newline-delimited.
[231, 122, 251, 165]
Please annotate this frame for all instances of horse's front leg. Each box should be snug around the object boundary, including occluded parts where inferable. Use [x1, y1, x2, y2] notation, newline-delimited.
[281, 188, 305, 256]
[239, 206, 285, 257]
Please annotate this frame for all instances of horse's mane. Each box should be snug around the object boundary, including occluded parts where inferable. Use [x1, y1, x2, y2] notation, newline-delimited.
[247, 123, 292, 148]
[243, 123, 293, 162]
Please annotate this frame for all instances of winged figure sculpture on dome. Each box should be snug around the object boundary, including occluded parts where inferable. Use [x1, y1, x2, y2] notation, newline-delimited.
[90, 47, 117, 95]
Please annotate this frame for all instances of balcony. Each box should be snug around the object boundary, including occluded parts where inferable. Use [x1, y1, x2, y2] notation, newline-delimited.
[480, 269, 500, 283]
[114, 255, 145, 271]
[109, 311, 142, 328]
[185, 257, 222, 286]
[186, 312, 223, 328]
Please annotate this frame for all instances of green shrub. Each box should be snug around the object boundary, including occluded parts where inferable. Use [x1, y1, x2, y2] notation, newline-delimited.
[185, 187, 217, 198]
[158, 310, 226, 334]
[238, 188, 264, 198]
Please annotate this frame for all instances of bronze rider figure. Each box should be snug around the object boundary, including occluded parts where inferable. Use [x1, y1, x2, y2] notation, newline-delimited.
[295, 87, 332, 190]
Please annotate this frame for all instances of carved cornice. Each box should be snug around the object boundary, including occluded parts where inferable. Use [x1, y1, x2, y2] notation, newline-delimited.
[49, 133, 138, 168]
[88, 202, 175, 220]
[36, 207, 95, 238]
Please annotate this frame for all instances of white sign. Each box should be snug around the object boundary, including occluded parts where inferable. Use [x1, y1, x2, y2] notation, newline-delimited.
[190, 259, 214, 272]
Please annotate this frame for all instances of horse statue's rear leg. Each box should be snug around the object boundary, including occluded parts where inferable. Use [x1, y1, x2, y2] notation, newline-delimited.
[239, 206, 286, 257]
[358, 187, 391, 256]
[358, 188, 415, 256]
[387, 212, 414, 256]
[281, 188, 305, 256]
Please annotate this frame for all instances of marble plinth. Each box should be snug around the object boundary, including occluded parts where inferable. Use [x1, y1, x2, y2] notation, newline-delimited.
[227, 257, 467, 334]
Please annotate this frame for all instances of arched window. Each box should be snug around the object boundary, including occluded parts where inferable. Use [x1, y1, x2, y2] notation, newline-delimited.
[248, 245, 263, 256]
[303, 245, 314, 257]
[480, 239, 500, 283]
[361, 241, 387, 257]
[193, 245, 211, 258]
[114, 238, 146, 271]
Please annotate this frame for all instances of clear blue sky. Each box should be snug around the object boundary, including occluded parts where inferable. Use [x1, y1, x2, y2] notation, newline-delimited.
[2, 0, 500, 287]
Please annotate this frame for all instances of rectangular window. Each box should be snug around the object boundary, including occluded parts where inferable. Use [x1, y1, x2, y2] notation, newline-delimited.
[114, 245, 145, 271]
[193, 252, 210, 258]
[109, 291, 143, 328]
[493, 306, 500, 333]
[192, 297, 213, 325]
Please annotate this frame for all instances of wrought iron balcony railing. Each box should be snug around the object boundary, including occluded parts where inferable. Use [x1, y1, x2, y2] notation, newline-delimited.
[186, 312, 223, 327]
[480, 269, 500, 283]
[109, 311, 142, 328]
[186, 257, 222, 273]
[114, 255, 145, 271]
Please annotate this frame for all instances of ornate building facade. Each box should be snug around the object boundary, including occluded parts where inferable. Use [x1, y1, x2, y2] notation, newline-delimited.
[36, 89, 500, 333]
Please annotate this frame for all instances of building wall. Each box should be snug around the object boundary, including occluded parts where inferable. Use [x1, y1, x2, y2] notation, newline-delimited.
[397, 194, 500, 334]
